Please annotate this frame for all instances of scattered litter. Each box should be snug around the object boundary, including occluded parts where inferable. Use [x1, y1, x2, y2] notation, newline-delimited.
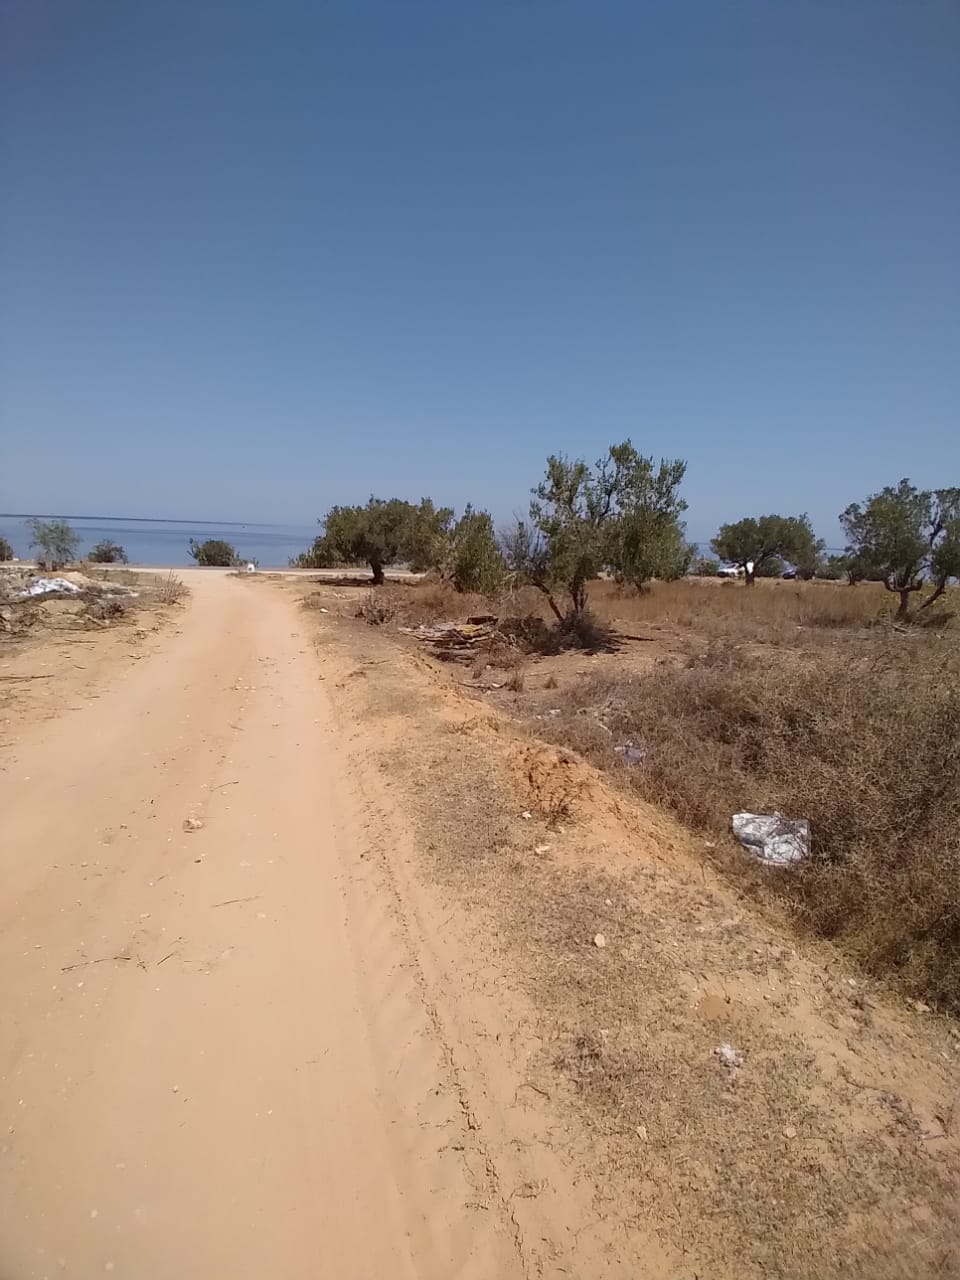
[911, 999, 932, 1015]
[635, 1124, 648, 1141]
[732, 812, 810, 865]
[783, 1125, 797, 1139]
[16, 577, 82, 598]
[546, 708, 562, 717]
[520, 811, 532, 820]
[713, 1042, 743, 1071]
[245, 563, 257, 574]
[614, 740, 646, 766]
[593, 933, 607, 949]
[319, 607, 328, 613]
[534, 844, 551, 855]
[182, 817, 204, 833]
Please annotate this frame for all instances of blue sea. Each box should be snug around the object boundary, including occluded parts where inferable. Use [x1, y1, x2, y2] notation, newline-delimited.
[0, 514, 318, 569]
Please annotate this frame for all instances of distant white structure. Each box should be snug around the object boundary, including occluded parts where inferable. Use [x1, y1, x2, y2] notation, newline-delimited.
[245, 562, 257, 574]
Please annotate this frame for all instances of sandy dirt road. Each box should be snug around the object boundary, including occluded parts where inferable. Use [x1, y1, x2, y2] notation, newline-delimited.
[0, 572, 528, 1280]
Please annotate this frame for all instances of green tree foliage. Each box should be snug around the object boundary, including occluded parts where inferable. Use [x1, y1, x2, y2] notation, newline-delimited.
[401, 498, 455, 574]
[188, 538, 238, 567]
[711, 514, 823, 586]
[302, 498, 454, 585]
[290, 538, 341, 569]
[504, 442, 689, 617]
[88, 539, 128, 564]
[603, 455, 691, 590]
[755, 556, 786, 579]
[28, 518, 81, 569]
[446, 506, 505, 593]
[0, 536, 14, 561]
[817, 554, 848, 582]
[840, 479, 960, 617]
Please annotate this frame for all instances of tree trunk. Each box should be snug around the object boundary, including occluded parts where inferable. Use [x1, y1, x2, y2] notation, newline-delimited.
[885, 576, 922, 619]
[531, 579, 564, 622]
[370, 560, 385, 586]
[570, 578, 588, 614]
[919, 579, 947, 611]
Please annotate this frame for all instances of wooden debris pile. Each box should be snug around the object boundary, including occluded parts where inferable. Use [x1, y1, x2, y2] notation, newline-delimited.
[398, 614, 501, 657]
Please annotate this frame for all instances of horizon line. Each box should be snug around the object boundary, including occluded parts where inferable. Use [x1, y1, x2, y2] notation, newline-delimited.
[0, 513, 317, 529]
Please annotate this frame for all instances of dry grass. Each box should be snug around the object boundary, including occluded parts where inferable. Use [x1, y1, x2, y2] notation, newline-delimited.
[150, 571, 189, 605]
[588, 576, 898, 632]
[355, 591, 398, 625]
[543, 636, 960, 1010]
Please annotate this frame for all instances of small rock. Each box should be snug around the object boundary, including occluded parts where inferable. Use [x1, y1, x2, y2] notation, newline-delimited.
[520, 811, 532, 821]
[593, 933, 607, 949]
[713, 1042, 743, 1070]
[182, 818, 204, 833]
[783, 1125, 797, 1139]
[635, 1124, 648, 1141]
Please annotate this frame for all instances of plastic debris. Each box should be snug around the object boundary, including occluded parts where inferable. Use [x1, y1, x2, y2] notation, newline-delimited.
[732, 812, 810, 865]
[16, 577, 82, 598]
[245, 562, 257, 574]
[714, 1042, 743, 1070]
[182, 817, 204, 833]
[593, 933, 607, 948]
[614, 741, 646, 766]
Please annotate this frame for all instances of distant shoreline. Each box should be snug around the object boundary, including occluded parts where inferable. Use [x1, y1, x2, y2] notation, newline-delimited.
[0, 513, 301, 528]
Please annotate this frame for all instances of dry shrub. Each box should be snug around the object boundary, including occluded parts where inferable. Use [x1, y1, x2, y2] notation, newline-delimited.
[547, 637, 960, 1009]
[153, 572, 188, 604]
[80, 597, 127, 625]
[498, 609, 614, 655]
[505, 667, 525, 693]
[498, 612, 554, 651]
[355, 591, 398, 625]
[471, 641, 524, 677]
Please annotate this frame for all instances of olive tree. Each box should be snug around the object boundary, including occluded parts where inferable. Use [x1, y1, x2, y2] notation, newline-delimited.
[302, 497, 453, 585]
[188, 538, 238, 567]
[88, 539, 128, 564]
[504, 441, 689, 617]
[711, 514, 823, 586]
[446, 506, 505, 593]
[28, 518, 81, 570]
[840, 479, 960, 618]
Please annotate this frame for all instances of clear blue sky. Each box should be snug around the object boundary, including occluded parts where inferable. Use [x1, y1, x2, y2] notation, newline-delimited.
[2, 1, 958, 544]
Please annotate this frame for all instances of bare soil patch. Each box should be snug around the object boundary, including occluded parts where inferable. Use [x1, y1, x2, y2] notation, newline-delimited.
[0, 567, 190, 735]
